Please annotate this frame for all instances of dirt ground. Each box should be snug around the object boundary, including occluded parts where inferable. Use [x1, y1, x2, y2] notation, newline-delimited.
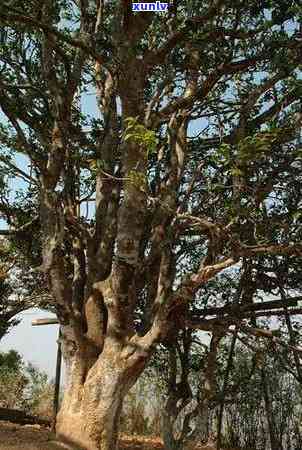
[0, 421, 57, 450]
[0, 422, 217, 450]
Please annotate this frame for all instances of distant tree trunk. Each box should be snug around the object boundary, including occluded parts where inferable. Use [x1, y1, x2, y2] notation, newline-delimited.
[162, 332, 222, 450]
[162, 399, 183, 450]
[261, 369, 283, 450]
[216, 329, 237, 450]
[162, 397, 210, 450]
[161, 345, 185, 450]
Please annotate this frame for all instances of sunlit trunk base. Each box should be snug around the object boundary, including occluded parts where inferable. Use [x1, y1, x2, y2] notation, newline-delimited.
[56, 346, 143, 450]
[57, 405, 121, 450]
[56, 378, 123, 450]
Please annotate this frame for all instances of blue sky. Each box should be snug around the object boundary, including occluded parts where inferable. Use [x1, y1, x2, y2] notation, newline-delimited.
[0, 308, 61, 379]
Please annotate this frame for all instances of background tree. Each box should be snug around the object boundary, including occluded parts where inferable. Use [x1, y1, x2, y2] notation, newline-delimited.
[0, 349, 54, 420]
[217, 336, 302, 450]
[0, 1, 301, 449]
[0, 236, 50, 340]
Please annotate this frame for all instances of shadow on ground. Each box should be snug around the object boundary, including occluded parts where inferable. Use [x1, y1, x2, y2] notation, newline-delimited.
[0, 422, 218, 450]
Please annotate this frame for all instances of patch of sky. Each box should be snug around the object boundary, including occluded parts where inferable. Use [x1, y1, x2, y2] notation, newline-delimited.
[81, 91, 99, 120]
[7, 154, 31, 200]
[188, 117, 209, 139]
[0, 308, 64, 381]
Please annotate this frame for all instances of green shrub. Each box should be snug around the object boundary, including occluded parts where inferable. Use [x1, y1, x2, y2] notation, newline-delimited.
[0, 349, 54, 418]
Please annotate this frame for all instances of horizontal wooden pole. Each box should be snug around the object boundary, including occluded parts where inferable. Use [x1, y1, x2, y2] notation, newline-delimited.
[192, 296, 301, 317]
[239, 324, 302, 355]
[32, 318, 59, 326]
[186, 308, 302, 331]
[253, 308, 302, 318]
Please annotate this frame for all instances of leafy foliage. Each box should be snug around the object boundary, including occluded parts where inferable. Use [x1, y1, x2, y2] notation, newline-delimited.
[124, 117, 157, 157]
[0, 350, 53, 417]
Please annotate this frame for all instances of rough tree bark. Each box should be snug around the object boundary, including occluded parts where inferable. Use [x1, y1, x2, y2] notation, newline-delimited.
[56, 337, 150, 450]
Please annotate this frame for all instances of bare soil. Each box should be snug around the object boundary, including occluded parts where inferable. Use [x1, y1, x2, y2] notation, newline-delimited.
[0, 422, 217, 450]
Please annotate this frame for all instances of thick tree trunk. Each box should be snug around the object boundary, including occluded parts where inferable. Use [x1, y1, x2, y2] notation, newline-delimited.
[56, 339, 147, 450]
